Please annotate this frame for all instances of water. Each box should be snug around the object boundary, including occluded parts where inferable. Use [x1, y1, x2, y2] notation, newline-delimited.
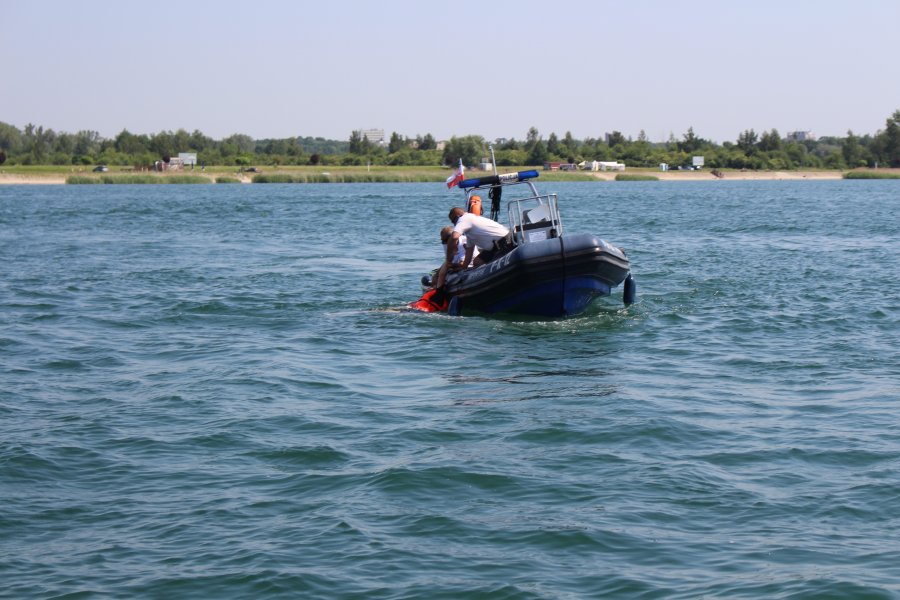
[2, 181, 898, 599]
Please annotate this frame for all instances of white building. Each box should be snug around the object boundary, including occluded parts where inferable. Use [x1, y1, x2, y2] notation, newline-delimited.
[786, 131, 816, 142]
[579, 160, 625, 172]
[361, 129, 385, 145]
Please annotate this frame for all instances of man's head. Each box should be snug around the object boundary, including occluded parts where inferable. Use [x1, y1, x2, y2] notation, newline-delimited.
[440, 226, 453, 244]
[448, 207, 465, 224]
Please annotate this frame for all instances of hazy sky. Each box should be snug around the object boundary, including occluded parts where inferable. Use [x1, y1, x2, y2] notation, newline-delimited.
[3, 0, 898, 144]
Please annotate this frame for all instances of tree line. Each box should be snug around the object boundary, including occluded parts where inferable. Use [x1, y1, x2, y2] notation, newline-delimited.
[1, 109, 898, 170]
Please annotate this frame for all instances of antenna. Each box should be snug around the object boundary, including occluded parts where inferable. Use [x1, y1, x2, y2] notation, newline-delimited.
[489, 144, 498, 175]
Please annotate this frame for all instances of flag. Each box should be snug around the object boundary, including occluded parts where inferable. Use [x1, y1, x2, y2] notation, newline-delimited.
[446, 159, 464, 189]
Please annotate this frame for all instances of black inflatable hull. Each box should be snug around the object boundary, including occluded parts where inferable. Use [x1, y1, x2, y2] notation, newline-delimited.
[444, 233, 631, 317]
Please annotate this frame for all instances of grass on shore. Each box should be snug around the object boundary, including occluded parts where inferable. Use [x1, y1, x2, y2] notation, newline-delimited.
[67, 175, 212, 184]
[8, 164, 899, 185]
[844, 170, 900, 179]
[615, 174, 660, 181]
[7, 164, 603, 184]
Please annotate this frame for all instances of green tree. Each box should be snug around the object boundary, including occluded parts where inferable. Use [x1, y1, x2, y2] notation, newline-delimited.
[149, 130, 178, 158]
[494, 148, 527, 166]
[546, 132, 561, 157]
[527, 139, 548, 165]
[842, 130, 862, 168]
[73, 130, 100, 158]
[677, 127, 709, 153]
[442, 135, 485, 167]
[114, 129, 149, 155]
[415, 133, 437, 151]
[562, 131, 577, 155]
[873, 109, 900, 167]
[388, 131, 405, 154]
[606, 131, 627, 148]
[348, 130, 373, 155]
[23, 123, 55, 162]
[525, 127, 541, 149]
[223, 133, 255, 155]
[171, 128, 192, 152]
[0, 121, 23, 155]
[737, 129, 758, 152]
[757, 129, 782, 152]
[348, 130, 363, 154]
[190, 129, 214, 152]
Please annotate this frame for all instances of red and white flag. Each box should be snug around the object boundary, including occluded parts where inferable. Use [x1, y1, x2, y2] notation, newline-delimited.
[446, 159, 464, 189]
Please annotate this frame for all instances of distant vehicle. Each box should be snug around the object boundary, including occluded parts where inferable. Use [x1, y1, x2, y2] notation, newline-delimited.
[93, 165, 109, 172]
[245, 167, 261, 173]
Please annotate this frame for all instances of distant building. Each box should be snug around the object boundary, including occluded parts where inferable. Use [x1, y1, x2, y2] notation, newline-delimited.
[155, 156, 186, 171]
[786, 130, 816, 142]
[577, 160, 625, 172]
[361, 129, 385, 145]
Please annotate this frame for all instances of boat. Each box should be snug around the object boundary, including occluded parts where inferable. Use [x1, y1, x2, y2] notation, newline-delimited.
[414, 168, 635, 318]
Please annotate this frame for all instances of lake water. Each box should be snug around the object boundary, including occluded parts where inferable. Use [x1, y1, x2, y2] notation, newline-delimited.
[2, 180, 898, 599]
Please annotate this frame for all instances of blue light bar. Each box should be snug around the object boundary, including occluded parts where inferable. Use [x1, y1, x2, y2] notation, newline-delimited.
[459, 170, 540, 189]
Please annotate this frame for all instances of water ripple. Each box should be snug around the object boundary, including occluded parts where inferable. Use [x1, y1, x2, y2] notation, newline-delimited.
[2, 182, 899, 598]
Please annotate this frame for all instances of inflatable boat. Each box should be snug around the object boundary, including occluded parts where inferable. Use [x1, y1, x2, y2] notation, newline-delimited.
[415, 169, 635, 318]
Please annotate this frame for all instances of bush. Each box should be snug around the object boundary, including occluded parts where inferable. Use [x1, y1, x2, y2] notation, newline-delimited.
[615, 174, 659, 181]
[66, 176, 101, 184]
[67, 174, 214, 184]
[164, 175, 211, 184]
[252, 174, 296, 183]
[843, 170, 900, 179]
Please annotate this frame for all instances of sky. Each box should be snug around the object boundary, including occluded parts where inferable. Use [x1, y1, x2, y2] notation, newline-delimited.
[2, 0, 899, 144]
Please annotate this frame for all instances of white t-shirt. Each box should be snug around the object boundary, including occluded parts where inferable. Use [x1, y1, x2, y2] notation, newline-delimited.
[453, 213, 509, 251]
[443, 234, 479, 264]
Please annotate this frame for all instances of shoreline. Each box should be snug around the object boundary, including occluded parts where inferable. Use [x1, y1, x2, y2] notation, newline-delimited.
[0, 168, 893, 185]
[593, 170, 844, 181]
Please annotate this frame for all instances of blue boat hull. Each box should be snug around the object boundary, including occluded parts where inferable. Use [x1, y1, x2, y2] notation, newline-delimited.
[444, 233, 631, 318]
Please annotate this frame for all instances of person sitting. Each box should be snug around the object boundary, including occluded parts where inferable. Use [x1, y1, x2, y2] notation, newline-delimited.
[429, 225, 478, 290]
[442, 225, 478, 265]
[434, 207, 511, 288]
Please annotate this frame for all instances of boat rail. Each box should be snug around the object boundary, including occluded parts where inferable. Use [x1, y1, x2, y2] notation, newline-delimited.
[458, 169, 564, 245]
[507, 193, 564, 245]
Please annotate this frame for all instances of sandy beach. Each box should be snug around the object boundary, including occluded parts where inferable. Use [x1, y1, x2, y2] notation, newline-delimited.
[0, 173, 69, 185]
[592, 169, 845, 181]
